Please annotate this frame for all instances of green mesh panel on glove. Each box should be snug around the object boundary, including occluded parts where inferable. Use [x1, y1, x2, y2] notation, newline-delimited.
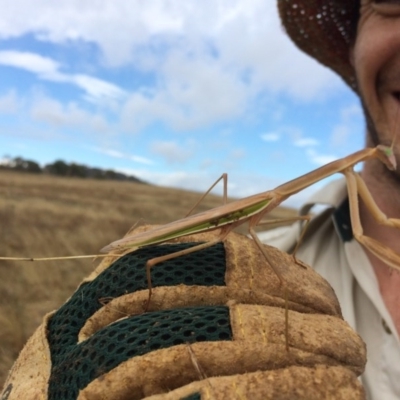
[181, 394, 201, 400]
[46, 242, 231, 399]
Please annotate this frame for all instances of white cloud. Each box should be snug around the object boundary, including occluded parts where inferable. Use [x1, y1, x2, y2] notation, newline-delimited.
[71, 74, 126, 103]
[150, 140, 194, 164]
[229, 148, 246, 160]
[0, 50, 60, 76]
[0, 50, 126, 103]
[0, 1, 345, 105]
[0, 0, 355, 191]
[306, 148, 337, 166]
[261, 133, 280, 142]
[115, 167, 281, 201]
[89, 146, 154, 165]
[0, 90, 18, 113]
[330, 125, 351, 148]
[29, 94, 112, 135]
[330, 103, 363, 147]
[341, 103, 362, 120]
[131, 155, 153, 165]
[111, 163, 331, 211]
[0, 156, 12, 165]
[293, 138, 319, 147]
[212, 1, 344, 101]
[281, 126, 321, 149]
[116, 169, 220, 195]
[121, 54, 248, 133]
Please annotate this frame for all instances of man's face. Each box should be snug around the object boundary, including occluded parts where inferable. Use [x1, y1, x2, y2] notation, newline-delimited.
[353, 1, 400, 150]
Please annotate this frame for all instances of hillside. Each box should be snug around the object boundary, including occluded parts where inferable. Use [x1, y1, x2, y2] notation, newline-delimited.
[0, 170, 297, 387]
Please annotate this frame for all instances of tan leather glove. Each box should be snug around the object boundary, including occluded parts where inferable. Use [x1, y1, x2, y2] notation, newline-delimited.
[1, 228, 366, 399]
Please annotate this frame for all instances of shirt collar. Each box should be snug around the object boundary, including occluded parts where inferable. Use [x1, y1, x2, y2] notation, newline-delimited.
[299, 177, 353, 242]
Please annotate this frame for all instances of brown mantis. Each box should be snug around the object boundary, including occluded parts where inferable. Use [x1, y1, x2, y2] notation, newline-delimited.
[2, 142, 400, 352]
[2, 144, 400, 282]
[100, 144, 400, 280]
[54, 142, 394, 348]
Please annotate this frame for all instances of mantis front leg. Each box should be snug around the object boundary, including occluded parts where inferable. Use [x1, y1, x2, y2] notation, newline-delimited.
[185, 173, 228, 217]
[143, 227, 232, 311]
[344, 168, 400, 272]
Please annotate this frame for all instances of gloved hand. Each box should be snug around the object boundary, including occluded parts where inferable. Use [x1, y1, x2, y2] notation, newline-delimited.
[1, 227, 366, 400]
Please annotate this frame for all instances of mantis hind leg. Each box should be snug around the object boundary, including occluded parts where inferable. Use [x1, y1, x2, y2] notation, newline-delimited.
[143, 229, 231, 312]
[290, 216, 312, 268]
[250, 215, 311, 352]
[256, 215, 312, 268]
[249, 227, 290, 351]
[249, 227, 285, 285]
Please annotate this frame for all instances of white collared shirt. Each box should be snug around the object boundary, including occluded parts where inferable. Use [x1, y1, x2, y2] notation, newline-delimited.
[258, 178, 400, 400]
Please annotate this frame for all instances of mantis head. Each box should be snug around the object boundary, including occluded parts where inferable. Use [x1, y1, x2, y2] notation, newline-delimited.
[376, 145, 397, 171]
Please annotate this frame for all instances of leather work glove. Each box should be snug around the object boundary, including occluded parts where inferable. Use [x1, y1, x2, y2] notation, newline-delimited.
[1, 227, 366, 399]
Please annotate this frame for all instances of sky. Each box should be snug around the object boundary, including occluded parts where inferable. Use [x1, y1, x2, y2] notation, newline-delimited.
[0, 0, 365, 208]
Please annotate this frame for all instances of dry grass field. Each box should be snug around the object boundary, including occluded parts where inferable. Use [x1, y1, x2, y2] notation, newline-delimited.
[0, 170, 297, 387]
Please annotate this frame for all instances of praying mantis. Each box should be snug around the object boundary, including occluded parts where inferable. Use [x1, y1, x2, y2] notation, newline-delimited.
[99, 144, 400, 285]
[2, 142, 400, 352]
[3, 145, 400, 284]
[2, 144, 400, 281]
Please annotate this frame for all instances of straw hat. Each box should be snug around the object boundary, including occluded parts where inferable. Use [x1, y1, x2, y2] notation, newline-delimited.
[278, 0, 360, 91]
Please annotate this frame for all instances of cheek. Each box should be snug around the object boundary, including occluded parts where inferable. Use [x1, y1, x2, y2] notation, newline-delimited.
[353, 32, 384, 91]
[354, 18, 400, 92]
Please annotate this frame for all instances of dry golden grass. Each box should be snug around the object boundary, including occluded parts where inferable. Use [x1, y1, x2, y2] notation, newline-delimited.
[0, 170, 297, 387]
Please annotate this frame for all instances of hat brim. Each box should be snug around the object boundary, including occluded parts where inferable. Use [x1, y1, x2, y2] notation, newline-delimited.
[278, 0, 359, 91]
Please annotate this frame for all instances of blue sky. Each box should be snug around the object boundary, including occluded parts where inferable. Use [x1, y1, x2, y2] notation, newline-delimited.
[0, 0, 364, 208]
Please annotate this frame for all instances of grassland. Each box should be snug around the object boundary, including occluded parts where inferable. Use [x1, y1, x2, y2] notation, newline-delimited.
[0, 170, 297, 387]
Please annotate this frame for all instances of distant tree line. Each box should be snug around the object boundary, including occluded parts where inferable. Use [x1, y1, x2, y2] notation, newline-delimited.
[0, 156, 146, 184]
